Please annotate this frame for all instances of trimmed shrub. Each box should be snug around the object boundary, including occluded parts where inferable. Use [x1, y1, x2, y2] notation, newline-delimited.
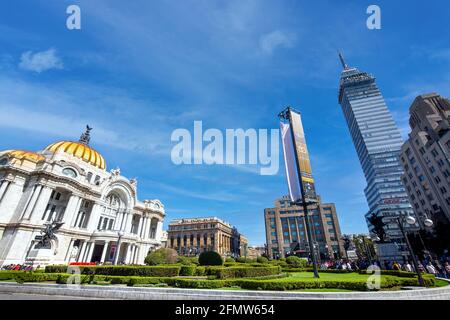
[145, 248, 178, 265]
[257, 256, 269, 264]
[210, 266, 282, 279]
[225, 257, 235, 263]
[172, 278, 229, 289]
[180, 265, 196, 276]
[286, 256, 308, 268]
[195, 266, 206, 276]
[177, 256, 199, 265]
[46, 265, 181, 277]
[236, 257, 256, 263]
[199, 251, 223, 266]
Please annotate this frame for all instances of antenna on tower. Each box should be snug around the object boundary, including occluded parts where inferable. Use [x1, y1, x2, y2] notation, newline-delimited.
[338, 51, 349, 70]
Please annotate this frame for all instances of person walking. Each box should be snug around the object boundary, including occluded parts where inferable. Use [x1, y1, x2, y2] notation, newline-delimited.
[403, 261, 413, 272]
[392, 261, 401, 271]
[426, 261, 437, 275]
[445, 262, 450, 279]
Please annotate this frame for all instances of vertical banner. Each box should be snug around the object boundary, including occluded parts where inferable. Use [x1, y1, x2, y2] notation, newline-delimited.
[280, 122, 302, 203]
[289, 110, 317, 202]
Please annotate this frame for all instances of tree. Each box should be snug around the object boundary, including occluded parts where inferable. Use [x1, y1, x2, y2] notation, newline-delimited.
[198, 251, 223, 266]
[144, 248, 178, 265]
[286, 256, 308, 268]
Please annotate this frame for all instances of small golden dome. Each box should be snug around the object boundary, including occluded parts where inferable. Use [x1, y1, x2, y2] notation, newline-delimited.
[45, 141, 106, 170]
[3, 150, 45, 163]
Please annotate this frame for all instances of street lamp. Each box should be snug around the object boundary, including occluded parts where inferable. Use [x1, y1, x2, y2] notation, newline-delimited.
[393, 214, 426, 287]
[113, 230, 125, 265]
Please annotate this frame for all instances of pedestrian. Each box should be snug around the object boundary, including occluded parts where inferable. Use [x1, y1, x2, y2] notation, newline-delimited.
[445, 262, 450, 279]
[403, 261, 413, 272]
[392, 261, 401, 271]
[426, 261, 437, 275]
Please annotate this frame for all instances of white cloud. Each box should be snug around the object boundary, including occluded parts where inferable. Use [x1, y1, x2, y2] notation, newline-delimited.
[19, 48, 63, 73]
[259, 30, 295, 55]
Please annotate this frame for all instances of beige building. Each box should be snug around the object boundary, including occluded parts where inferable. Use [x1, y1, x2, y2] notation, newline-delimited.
[265, 196, 345, 260]
[400, 93, 450, 227]
[167, 217, 248, 257]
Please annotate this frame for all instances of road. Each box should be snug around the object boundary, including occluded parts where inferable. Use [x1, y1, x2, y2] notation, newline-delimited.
[0, 292, 102, 300]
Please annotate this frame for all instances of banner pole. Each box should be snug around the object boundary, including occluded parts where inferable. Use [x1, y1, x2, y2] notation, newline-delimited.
[286, 107, 320, 279]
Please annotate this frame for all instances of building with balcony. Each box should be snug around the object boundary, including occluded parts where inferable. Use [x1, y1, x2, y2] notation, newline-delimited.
[0, 127, 165, 266]
[166, 217, 248, 257]
[264, 196, 345, 260]
[400, 93, 450, 227]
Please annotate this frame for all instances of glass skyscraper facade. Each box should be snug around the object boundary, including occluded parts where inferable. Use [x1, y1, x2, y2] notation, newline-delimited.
[337, 54, 416, 260]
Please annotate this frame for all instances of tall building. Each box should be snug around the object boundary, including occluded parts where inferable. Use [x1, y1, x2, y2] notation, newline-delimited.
[264, 196, 345, 260]
[0, 128, 165, 267]
[166, 217, 248, 257]
[337, 53, 415, 261]
[400, 93, 450, 226]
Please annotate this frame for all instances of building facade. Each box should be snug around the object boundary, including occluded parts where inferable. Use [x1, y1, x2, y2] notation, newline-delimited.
[264, 196, 345, 260]
[337, 53, 416, 261]
[0, 128, 165, 267]
[400, 93, 450, 227]
[166, 217, 248, 257]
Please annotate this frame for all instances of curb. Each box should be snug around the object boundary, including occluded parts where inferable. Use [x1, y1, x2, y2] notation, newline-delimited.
[0, 281, 449, 300]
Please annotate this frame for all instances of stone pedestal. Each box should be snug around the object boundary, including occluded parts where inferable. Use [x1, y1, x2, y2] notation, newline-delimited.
[25, 248, 54, 269]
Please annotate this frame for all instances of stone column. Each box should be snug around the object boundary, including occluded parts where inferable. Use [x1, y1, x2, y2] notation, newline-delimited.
[64, 239, 75, 262]
[144, 216, 152, 239]
[138, 215, 144, 237]
[22, 184, 43, 220]
[124, 244, 132, 264]
[100, 241, 109, 263]
[69, 197, 83, 227]
[124, 212, 133, 233]
[29, 186, 54, 223]
[85, 242, 95, 263]
[0, 180, 11, 203]
[155, 220, 163, 240]
[77, 241, 87, 262]
[62, 195, 80, 226]
[134, 246, 141, 264]
[86, 204, 101, 231]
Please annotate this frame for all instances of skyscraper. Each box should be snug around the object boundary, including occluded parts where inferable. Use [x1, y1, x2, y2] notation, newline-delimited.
[337, 53, 416, 262]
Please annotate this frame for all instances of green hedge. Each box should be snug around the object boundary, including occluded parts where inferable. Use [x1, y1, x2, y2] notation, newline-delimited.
[209, 266, 282, 279]
[179, 265, 196, 276]
[0, 271, 64, 283]
[46, 265, 181, 277]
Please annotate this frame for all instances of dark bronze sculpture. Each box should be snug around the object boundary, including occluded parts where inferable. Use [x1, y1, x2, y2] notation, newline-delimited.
[367, 213, 387, 243]
[36, 221, 64, 249]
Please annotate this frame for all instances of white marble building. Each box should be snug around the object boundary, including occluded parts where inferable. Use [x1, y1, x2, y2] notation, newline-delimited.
[0, 127, 165, 266]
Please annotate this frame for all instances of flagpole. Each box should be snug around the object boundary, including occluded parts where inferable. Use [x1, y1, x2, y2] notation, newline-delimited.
[279, 106, 320, 279]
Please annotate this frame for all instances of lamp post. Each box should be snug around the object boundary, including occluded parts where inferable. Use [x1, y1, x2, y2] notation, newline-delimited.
[392, 214, 433, 287]
[113, 230, 125, 265]
[279, 107, 320, 279]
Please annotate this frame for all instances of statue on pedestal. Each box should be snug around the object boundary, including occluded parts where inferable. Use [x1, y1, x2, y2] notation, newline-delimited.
[35, 221, 65, 249]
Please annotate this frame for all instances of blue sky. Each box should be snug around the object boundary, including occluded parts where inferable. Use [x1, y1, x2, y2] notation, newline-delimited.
[0, 1, 449, 245]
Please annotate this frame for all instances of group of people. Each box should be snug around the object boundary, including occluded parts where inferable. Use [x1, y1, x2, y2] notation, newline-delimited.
[317, 256, 450, 279]
[1, 264, 34, 271]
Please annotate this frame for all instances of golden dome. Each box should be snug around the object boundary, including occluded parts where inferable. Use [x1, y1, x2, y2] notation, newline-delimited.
[45, 141, 106, 170]
[3, 150, 45, 163]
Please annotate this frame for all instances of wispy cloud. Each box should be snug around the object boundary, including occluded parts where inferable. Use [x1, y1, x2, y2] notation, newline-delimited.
[19, 48, 63, 73]
[259, 30, 295, 55]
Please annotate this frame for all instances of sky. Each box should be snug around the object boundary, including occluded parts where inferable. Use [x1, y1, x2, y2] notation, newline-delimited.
[0, 0, 449, 246]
